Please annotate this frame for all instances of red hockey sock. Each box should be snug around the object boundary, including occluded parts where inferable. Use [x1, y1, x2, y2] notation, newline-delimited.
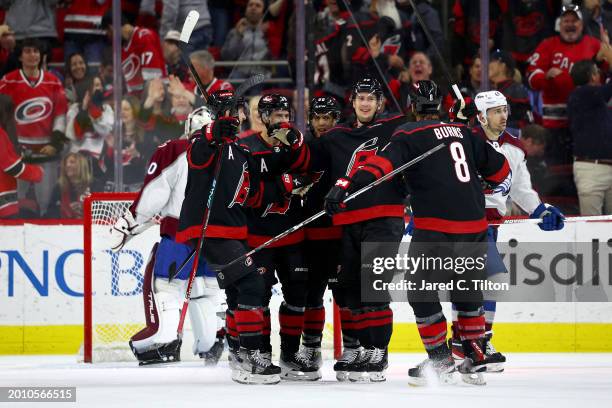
[303, 306, 325, 348]
[279, 302, 305, 354]
[234, 306, 264, 350]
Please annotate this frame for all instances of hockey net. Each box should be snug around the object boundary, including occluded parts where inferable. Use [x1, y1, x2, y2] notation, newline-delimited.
[83, 192, 340, 363]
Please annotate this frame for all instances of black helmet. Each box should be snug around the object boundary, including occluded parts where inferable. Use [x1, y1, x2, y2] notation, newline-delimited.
[350, 76, 383, 101]
[309, 96, 341, 120]
[207, 89, 236, 117]
[407, 80, 441, 115]
[258, 94, 291, 120]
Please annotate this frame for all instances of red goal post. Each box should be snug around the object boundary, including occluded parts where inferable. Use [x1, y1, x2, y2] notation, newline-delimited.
[83, 192, 341, 363]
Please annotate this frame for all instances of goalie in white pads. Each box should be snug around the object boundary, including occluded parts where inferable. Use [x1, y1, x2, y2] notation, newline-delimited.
[110, 107, 225, 366]
[450, 91, 565, 372]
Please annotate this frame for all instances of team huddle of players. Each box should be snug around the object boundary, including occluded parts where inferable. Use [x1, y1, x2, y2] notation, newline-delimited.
[110, 77, 565, 386]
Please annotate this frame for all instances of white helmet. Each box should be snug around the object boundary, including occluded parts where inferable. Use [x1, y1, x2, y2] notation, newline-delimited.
[474, 91, 508, 126]
[184, 106, 214, 137]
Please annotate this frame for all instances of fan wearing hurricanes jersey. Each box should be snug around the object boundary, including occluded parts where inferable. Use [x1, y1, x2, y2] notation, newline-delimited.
[102, 12, 166, 95]
[298, 96, 343, 373]
[109, 107, 226, 366]
[238, 94, 315, 380]
[0, 38, 68, 216]
[449, 91, 564, 373]
[326, 80, 511, 386]
[305, 77, 409, 383]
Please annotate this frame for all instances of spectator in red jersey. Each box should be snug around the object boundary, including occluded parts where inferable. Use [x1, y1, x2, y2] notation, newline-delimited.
[0, 94, 43, 219]
[488, 49, 533, 133]
[61, 0, 110, 65]
[101, 11, 167, 95]
[45, 152, 92, 218]
[65, 75, 113, 164]
[64, 52, 90, 104]
[526, 3, 607, 165]
[162, 30, 190, 84]
[0, 37, 68, 216]
[221, 0, 270, 79]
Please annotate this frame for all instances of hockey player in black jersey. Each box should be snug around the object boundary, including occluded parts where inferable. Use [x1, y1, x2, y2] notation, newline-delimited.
[303, 77, 409, 382]
[298, 96, 343, 373]
[237, 94, 319, 380]
[325, 80, 511, 386]
[177, 90, 289, 385]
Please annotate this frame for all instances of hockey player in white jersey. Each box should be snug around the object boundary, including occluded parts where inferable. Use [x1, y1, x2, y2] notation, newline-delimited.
[450, 91, 565, 372]
[109, 107, 226, 365]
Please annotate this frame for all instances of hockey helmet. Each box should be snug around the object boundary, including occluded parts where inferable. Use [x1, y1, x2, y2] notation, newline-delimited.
[185, 106, 214, 138]
[474, 91, 508, 126]
[350, 76, 383, 101]
[258, 94, 291, 122]
[407, 80, 441, 115]
[309, 95, 341, 120]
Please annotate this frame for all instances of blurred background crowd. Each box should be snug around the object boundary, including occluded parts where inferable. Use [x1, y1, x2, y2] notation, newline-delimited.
[0, 0, 610, 220]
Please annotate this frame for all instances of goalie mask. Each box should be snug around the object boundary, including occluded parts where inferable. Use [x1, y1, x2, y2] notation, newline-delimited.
[184, 106, 214, 138]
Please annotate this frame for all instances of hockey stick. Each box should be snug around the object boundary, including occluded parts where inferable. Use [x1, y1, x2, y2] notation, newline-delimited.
[177, 10, 209, 103]
[490, 215, 612, 226]
[408, 0, 463, 102]
[338, 0, 403, 113]
[221, 142, 447, 270]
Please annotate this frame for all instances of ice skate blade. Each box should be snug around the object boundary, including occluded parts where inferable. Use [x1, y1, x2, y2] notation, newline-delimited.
[486, 363, 504, 373]
[280, 369, 322, 381]
[348, 371, 370, 383]
[138, 358, 179, 367]
[367, 371, 387, 382]
[408, 372, 456, 387]
[335, 371, 349, 382]
[231, 369, 280, 385]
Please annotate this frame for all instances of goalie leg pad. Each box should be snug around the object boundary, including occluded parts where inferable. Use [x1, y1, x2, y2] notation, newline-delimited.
[130, 245, 183, 359]
[189, 277, 222, 355]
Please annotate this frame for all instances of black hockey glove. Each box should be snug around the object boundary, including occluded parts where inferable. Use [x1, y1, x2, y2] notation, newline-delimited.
[204, 116, 239, 146]
[451, 99, 477, 124]
[269, 122, 304, 150]
[324, 177, 352, 215]
[278, 173, 314, 197]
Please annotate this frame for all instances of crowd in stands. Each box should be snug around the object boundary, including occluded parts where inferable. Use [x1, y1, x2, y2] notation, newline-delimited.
[0, 0, 610, 220]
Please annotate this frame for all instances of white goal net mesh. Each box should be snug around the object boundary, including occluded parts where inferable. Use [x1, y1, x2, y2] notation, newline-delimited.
[84, 196, 337, 363]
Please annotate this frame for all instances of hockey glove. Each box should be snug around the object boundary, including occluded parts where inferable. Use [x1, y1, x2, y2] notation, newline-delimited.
[204, 116, 239, 146]
[269, 122, 304, 150]
[278, 173, 314, 197]
[530, 203, 565, 231]
[324, 178, 352, 215]
[451, 99, 477, 123]
[109, 210, 155, 252]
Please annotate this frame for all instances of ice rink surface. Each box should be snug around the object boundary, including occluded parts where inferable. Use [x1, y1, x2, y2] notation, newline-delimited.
[1, 354, 611, 408]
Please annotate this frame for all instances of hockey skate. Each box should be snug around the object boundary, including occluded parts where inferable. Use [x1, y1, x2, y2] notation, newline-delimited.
[280, 350, 321, 381]
[484, 335, 506, 373]
[129, 338, 181, 366]
[232, 348, 281, 385]
[333, 347, 362, 382]
[408, 354, 456, 386]
[457, 339, 489, 385]
[347, 347, 388, 383]
[299, 346, 322, 371]
[228, 347, 241, 370]
[449, 338, 465, 361]
[199, 337, 225, 367]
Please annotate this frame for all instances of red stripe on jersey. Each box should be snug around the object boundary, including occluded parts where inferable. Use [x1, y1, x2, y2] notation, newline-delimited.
[175, 224, 248, 243]
[332, 205, 404, 225]
[414, 217, 488, 233]
[485, 159, 510, 184]
[247, 229, 305, 248]
[365, 155, 394, 176]
[393, 123, 466, 137]
[304, 226, 342, 240]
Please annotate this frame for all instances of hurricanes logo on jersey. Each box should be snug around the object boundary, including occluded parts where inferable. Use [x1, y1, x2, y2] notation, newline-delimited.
[262, 197, 292, 216]
[346, 137, 379, 178]
[228, 162, 250, 208]
[14, 97, 53, 125]
[122, 54, 141, 81]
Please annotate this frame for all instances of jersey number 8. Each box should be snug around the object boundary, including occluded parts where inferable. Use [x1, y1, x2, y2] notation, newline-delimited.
[449, 142, 470, 183]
